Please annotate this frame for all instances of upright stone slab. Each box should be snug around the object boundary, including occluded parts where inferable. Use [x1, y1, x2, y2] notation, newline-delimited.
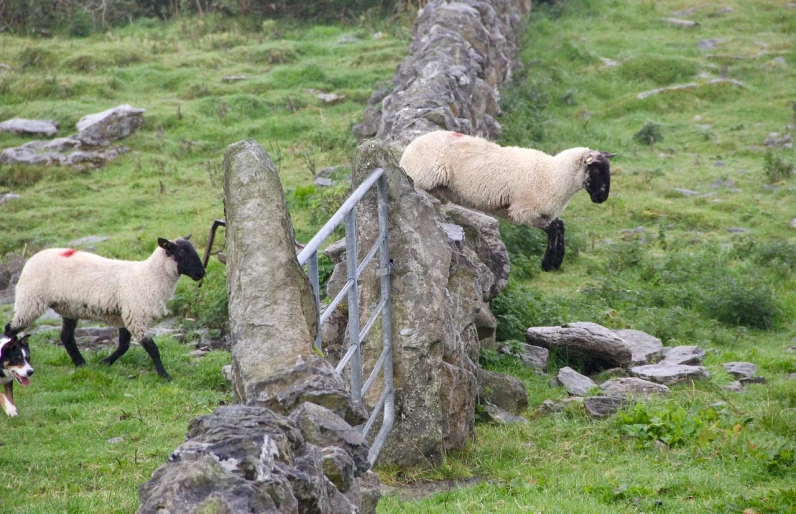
[351, 139, 452, 467]
[223, 139, 318, 404]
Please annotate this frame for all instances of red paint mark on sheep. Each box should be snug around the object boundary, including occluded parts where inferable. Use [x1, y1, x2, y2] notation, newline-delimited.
[451, 132, 464, 137]
[61, 249, 78, 257]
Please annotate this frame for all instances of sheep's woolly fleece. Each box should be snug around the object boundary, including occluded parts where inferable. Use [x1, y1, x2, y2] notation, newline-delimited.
[399, 130, 609, 230]
[10, 243, 188, 341]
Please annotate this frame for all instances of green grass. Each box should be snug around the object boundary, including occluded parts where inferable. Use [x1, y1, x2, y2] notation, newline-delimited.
[2, 1, 796, 512]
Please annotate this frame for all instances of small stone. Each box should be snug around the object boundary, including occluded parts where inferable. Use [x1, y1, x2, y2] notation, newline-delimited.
[107, 436, 125, 444]
[726, 227, 749, 233]
[535, 399, 563, 415]
[584, 396, 625, 419]
[0, 193, 22, 205]
[317, 93, 345, 104]
[314, 177, 333, 187]
[0, 118, 59, 138]
[222, 75, 251, 82]
[697, 39, 721, 50]
[723, 362, 757, 379]
[556, 366, 597, 396]
[673, 188, 700, 196]
[601, 377, 670, 397]
[660, 346, 706, 365]
[189, 349, 209, 358]
[600, 57, 619, 67]
[221, 365, 233, 382]
[482, 403, 528, 424]
[629, 364, 711, 384]
[723, 381, 745, 392]
[791, 219, 796, 230]
[337, 35, 360, 44]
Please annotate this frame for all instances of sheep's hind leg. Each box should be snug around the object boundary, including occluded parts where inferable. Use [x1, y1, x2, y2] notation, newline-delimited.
[101, 328, 131, 366]
[541, 218, 565, 271]
[140, 337, 172, 381]
[60, 317, 86, 367]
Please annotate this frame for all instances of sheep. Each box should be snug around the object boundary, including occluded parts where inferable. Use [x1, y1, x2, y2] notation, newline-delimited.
[4, 236, 205, 380]
[399, 130, 615, 271]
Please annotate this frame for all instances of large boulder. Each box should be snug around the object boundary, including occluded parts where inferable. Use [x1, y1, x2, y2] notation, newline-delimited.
[76, 104, 145, 145]
[526, 322, 632, 373]
[222, 140, 319, 405]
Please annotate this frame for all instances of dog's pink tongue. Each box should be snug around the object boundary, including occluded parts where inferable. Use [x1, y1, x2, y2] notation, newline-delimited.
[18, 376, 30, 387]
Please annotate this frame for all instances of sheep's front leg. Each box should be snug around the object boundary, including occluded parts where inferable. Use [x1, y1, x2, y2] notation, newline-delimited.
[60, 317, 87, 367]
[140, 337, 172, 381]
[101, 328, 131, 366]
[541, 218, 565, 271]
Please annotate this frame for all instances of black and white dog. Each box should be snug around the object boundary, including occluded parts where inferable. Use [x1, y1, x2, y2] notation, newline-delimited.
[0, 333, 34, 417]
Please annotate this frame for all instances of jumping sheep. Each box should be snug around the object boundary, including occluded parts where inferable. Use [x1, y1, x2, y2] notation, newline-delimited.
[399, 130, 615, 271]
[4, 237, 205, 380]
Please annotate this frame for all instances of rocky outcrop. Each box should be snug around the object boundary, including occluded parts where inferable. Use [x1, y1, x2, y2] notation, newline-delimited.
[0, 105, 144, 167]
[356, 0, 532, 146]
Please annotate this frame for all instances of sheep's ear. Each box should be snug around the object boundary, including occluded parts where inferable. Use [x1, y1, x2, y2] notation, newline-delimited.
[183, 234, 192, 241]
[601, 152, 617, 159]
[158, 237, 172, 250]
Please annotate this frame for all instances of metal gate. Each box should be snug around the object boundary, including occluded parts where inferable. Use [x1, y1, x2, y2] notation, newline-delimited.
[203, 167, 394, 466]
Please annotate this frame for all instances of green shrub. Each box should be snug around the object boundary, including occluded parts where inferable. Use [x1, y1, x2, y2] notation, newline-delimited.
[498, 71, 550, 145]
[763, 150, 794, 183]
[69, 9, 93, 37]
[617, 402, 736, 447]
[632, 121, 664, 146]
[701, 276, 780, 329]
[17, 46, 57, 70]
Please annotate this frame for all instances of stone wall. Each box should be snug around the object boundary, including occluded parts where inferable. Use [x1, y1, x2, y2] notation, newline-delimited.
[355, 0, 532, 146]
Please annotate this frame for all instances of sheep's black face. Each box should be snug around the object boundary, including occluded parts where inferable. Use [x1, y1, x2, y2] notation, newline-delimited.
[159, 237, 206, 281]
[584, 152, 614, 204]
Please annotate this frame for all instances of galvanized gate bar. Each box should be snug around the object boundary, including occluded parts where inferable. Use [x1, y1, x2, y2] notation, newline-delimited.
[293, 167, 394, 466]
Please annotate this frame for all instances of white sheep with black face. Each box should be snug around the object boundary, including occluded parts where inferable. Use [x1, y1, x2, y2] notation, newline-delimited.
[399, 130, 615, 271]
[4, 237, 205, 380]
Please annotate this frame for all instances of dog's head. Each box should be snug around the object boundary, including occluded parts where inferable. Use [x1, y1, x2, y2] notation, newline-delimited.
[0, 334, 33, 387]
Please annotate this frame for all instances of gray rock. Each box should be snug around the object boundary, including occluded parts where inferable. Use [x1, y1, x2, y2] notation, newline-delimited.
[629, 364, 711, 384]
[476, 368, 528, 414]
[0, 192, 21, 205]
[76, 104, 145, 145]
[535, 399, 563, 415]
[314, 177, 333, 187]
[289, 402, 371, 475]
[0, 136, 129, 167]
[246, 355, 366, 427]
[441, 223, 465, 242]
[499, 343, 549, 370]
[221, 365, 233, 382]
[673, 188, 701, 196]
[556, 366, 597, 396]
[440, 204, 510, 300]
[723, 362, 757, 379]
[137, 404, 372, 514]
[222, 140, 318, 405]
[764, 134, 792, 147]
[726, 227, 749, 233]
[337, 35, 360, 44]
[660, 345, 706, 365]
[600, 377, 670, 397]
[791, 218, 796, 230]
[481, 403, 528, 424]
[723, 381, 745, 392]
[527, 322, 632, 373]
[697, 39, 721, 50]
[614, 329, 663, 365]
[584, 396, 625, 419]
[358, 471, 381, 514]
[0, 118, 58, 137]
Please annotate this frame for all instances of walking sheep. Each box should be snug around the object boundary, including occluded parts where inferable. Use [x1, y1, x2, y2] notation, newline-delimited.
[4, 236, 205, 380]
[399, 130, 615, 271]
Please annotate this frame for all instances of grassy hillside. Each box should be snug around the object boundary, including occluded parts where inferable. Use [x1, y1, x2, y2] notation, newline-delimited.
[0, 0, 794, 513]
